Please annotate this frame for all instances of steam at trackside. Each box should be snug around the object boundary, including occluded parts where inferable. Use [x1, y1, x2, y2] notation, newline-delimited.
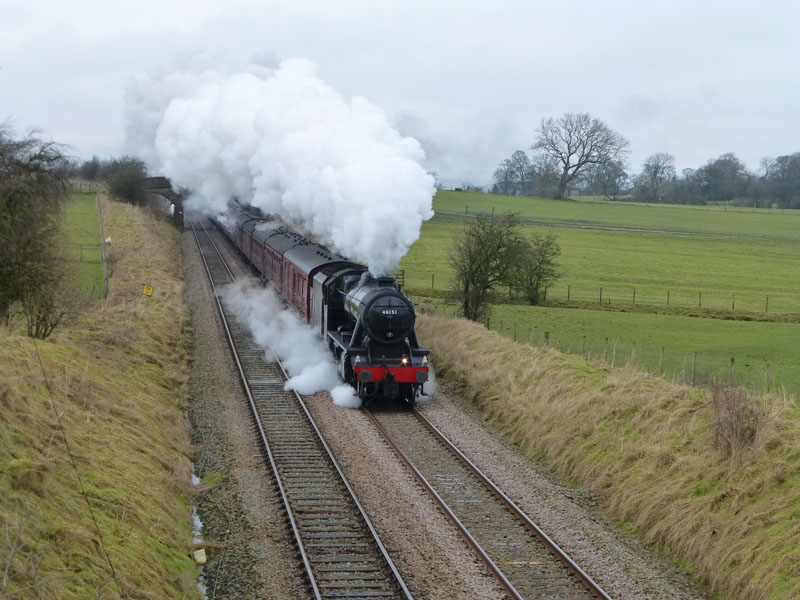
[223, 280, 361, 408]
[126, 55, 435, 275]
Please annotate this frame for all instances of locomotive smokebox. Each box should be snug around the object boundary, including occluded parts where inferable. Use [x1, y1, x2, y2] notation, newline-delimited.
[344, 274, 416, 344]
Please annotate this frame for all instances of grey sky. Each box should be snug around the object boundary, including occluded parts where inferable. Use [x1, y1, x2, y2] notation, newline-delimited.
[2, 0, 798, 185]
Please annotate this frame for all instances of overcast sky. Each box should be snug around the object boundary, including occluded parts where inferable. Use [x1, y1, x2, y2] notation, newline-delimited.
[2, 0, 798, 185]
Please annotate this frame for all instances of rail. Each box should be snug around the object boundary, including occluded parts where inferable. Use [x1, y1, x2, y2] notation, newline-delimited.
[190, 218, 412, 600]
[365, 406, 612, 600]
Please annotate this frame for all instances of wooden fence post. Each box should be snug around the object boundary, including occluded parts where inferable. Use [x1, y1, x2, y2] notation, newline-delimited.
[567, 284, 571, 301]
[766, 364, 771, 394]
[582, 335, 586, 357]
[528, 327, 532, 344]
[765, 296, 769, 313]
[604, 337, 609, 361]
[660, 347, 665, 374]
[692, 352, 697, 385]
[732, 294, 735, 311]
[730, 357, 735, 379]
[699, 292, 702, 308]
[633, 288, 636, 306]
[431, 273, 435, 289]
[97, 194, 109, 298]
[667, 289, 670, 305]
[513, 323, 517, 341]
[631, 341, 636, 364]
[599, 287, 603, 303]
[544, 331, 550, 346]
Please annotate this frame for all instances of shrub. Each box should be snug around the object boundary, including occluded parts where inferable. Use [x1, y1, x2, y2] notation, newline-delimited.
[710, 382, 765, 455]
[99, 156, 147, 205]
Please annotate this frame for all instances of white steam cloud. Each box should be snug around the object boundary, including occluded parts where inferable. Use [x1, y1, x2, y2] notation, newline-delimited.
[126, 54, 435, 274]
[223, 280, 360, 408]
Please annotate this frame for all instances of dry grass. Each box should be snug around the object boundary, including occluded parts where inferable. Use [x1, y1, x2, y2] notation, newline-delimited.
[418, 314, 800, 600]
[0, 196, 198, 599]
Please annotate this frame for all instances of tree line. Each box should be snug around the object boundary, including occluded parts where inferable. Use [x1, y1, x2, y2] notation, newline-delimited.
[72, 155, 149, 205]
[491, 112, 800, 208]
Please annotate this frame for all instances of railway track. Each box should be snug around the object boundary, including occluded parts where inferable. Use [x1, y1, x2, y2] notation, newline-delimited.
[366, 406, 612, 600]
[190, 219, 412, 600]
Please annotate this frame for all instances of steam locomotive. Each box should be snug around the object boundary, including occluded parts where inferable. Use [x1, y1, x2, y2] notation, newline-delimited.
[221, 205, 429, 405]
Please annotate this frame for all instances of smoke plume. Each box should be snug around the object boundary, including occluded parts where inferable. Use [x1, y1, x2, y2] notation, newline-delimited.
[223, 280, 361, 408]
[126, 55, 435, 274]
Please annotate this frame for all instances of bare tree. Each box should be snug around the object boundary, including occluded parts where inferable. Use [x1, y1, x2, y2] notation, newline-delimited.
[532, 112, 629, 199]
[764, 152, 800, 208]
[450, 214, 522, 321]
[584, 160, 629, 200]
[529, 153, 561, 198]
[0, 125, 71, 325]
[695, 153, 749, 205]
[635, 153, 676, 202]
[492, 159, 516, 195]
[509, 150, 532, 195]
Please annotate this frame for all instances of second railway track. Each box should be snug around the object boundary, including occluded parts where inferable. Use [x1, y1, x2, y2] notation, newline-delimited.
[190, 218, 411, 600]
[366, 406, 612, 600]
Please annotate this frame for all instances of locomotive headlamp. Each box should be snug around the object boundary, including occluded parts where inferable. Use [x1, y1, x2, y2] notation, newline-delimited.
[401, 356, 408, 365]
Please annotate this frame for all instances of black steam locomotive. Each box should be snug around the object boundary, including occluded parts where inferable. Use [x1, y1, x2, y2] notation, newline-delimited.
[222, 205, 429, 405]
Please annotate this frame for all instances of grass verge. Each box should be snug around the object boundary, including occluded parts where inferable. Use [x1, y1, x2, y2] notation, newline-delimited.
[413, 296, 800, 401]
[0, 197, 199, 599]
[62, 191, 106, 300]
[418, 313, 800, 600]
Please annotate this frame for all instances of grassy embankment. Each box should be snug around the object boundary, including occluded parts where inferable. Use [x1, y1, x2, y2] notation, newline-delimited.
[419, 314, 800, 600]
[400, 191, 800, 399]
[0, 194, 199, 599]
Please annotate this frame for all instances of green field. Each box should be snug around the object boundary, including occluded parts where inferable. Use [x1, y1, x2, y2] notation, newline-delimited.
[436, 190, 800, 241]
[403, 191, 800, 399]
[403, 213, 800, 313]
[487, 305, 797, 396]
[62, 191, 106, 299]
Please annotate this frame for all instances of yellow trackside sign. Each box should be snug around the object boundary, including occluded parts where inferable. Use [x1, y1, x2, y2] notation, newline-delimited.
[143, 285, 154, 297]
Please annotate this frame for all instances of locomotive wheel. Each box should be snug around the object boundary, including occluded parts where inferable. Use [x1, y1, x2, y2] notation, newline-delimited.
[400, 383, 416, 406]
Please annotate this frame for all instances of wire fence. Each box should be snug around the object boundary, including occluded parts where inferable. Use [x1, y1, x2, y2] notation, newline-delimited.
[400, 270, 800, 315]
[70, 180, 105, 193]
[62, 242, 106, 300]
[424, 303, 798, 402]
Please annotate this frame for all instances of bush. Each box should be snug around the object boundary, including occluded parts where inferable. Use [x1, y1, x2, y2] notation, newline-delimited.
[21, 279, 71, 339]
[504, 233, 560, 305]
[0, 126, 70, 326]
[99, 156, 147, 204]
[710, 382, 765, 455]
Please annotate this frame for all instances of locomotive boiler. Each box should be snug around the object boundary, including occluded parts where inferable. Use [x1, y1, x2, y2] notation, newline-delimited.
[223, 205, 429, 405]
